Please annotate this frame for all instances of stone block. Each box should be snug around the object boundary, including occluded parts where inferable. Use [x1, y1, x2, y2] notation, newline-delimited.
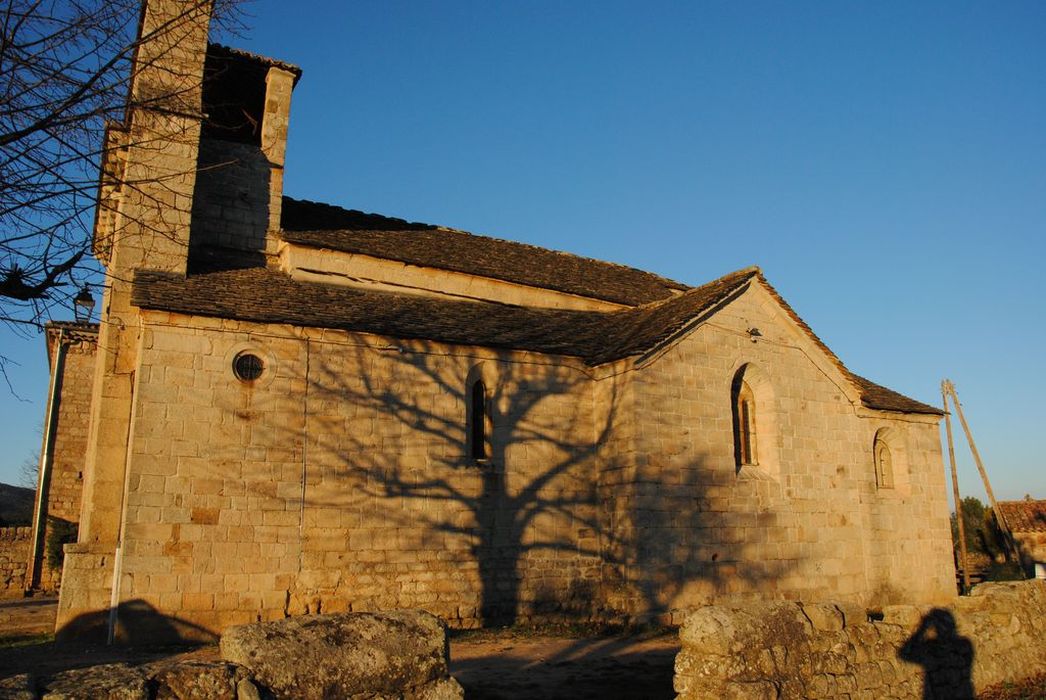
[148, 660, 246, 700]
[220, 610, 461, 699]
[41, 664, 147, 700]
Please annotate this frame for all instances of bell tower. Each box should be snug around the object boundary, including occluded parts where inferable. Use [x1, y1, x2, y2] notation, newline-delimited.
[59, 0, 214, 640]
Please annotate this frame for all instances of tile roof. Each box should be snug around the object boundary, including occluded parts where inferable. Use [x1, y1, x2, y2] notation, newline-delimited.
[131, 264, 939, 414]
[207, 44, 302, 83]
[45, 321, 99, 363]
[134, 266, 610, 358]
[850, 375, 941, 415]
[997, 500, 1046, 533]
[131, 266, 745, 364]
[279, 198, 689, 307]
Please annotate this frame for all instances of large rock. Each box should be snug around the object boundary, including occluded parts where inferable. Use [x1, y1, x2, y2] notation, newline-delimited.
[0, 674, 36, 700]
[148, 660, 248, 700]
[41, 663, 148, 700]
[219, 610, 462, 699]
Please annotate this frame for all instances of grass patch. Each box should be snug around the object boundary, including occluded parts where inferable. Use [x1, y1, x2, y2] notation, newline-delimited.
[0, 632, 53, 649]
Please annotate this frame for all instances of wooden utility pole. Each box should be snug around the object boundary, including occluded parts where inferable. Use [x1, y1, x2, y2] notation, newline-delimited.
[941, 380, 1022, 565]
[941, 382, 970, 594]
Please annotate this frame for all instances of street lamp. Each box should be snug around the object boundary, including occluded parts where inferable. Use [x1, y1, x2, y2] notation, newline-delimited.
[73, 286, 95, 322]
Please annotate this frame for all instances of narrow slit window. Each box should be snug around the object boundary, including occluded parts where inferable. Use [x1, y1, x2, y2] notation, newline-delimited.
[739, 396, 755, 464]
[469, 379, 487, 460]
[874, 434, 894, 489]
[732, 373, 757, 469]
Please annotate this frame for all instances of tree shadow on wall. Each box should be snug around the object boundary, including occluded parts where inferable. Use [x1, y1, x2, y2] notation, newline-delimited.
[286, 338, 799, 627]
[623, 464, 796, 620]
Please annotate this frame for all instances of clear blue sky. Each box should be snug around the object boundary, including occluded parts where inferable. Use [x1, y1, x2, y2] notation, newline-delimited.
[2, 1, 1043, 505]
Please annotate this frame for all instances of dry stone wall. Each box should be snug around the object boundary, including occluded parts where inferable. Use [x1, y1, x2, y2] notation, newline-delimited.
[0, 527, 29, 597]
[675, 580, 1046, 700]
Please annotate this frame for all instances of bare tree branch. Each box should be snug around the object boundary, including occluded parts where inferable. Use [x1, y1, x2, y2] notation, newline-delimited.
[0, 0, 243, 332]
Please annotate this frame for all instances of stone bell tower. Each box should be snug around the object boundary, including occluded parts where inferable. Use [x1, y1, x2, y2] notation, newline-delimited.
[79, 0, 213, 548]
[58, 0, 301, 640]
[58, 0, 217, 638]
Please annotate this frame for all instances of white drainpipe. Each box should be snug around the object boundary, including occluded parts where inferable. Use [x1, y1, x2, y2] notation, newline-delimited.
[26, 329, 68, 592]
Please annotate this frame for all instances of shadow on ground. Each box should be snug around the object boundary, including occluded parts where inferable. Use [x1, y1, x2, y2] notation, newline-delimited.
[1, 596, 679, 698]
[450, 631, 680, 700]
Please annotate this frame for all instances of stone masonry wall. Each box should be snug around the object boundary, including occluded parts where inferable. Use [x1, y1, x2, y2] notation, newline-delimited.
[294, 333, 602, 628]
[617, 284, 953, 616]
[675, 580, 1046, 699]
[33, 335, 95, 591]
[190, 137, 271, 253]
[0, 527, 30, 597]
[79, 284, 952, 638]
[112, 313, 601, 634]
[54, 543, 115, 641]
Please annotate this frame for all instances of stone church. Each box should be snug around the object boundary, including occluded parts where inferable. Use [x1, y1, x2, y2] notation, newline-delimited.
[31, 1, 956, 640]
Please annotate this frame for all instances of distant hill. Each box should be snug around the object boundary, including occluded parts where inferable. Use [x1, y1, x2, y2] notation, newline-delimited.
[0, 482, 34, 526]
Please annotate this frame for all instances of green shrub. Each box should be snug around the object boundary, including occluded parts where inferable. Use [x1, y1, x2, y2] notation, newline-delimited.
[45, 519, 78, 571]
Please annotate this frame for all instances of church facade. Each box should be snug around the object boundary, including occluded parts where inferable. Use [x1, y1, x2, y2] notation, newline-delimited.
[47, 1, 955, 640]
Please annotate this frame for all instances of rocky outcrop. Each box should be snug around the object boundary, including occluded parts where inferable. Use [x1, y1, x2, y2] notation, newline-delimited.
[148, 660, 250, 700]
[674, 580, 1046, 699]
[0, 673, 36, 700]
[7, 609, 460, 699]
[220, 610, 463, 699]
[41, 664, 148, 700]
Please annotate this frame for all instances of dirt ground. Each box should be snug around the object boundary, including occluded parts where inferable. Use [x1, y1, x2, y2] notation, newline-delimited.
[0, 598, 679, 699]
[449, 630, 678, 699]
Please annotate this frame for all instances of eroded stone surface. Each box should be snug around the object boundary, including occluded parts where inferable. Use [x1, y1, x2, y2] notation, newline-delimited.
[150, 660, 246, 700]
[220, 610, 461, 700]
[675, 580, 1046, 700]
[0, 673, 36, 700]
[41, 663, 147, 700]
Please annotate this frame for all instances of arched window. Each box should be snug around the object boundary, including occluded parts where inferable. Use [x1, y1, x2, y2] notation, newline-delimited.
[874, 431, 894, 489]
[469, 379, 488, 460]
[732, 372, 757, 469]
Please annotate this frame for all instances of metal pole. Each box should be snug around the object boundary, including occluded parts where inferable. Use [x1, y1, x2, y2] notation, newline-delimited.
[26, 330, 67, 592]
[941, 381, 970, 594]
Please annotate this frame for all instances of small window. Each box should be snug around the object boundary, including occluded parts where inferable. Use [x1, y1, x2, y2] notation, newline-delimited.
[874, 432, 894, 489]
[733, 375, 757, 469]
[233, 352, 264, 382]
[469, 379, 488, 460]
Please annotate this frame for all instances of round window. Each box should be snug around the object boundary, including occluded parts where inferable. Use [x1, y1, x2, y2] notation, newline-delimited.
[233, 352, 264, 382]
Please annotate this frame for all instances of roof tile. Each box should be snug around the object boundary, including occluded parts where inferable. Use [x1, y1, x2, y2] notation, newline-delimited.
[131, 264, 938, 414]
[279, 197, 688, 306]
[997, 500, 1046, 533]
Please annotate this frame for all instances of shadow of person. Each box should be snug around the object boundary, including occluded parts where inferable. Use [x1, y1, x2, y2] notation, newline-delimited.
[899, 608, 974, 699]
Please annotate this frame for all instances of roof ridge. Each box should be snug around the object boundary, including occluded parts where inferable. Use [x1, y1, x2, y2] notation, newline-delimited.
[645, 265, 760, 307]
